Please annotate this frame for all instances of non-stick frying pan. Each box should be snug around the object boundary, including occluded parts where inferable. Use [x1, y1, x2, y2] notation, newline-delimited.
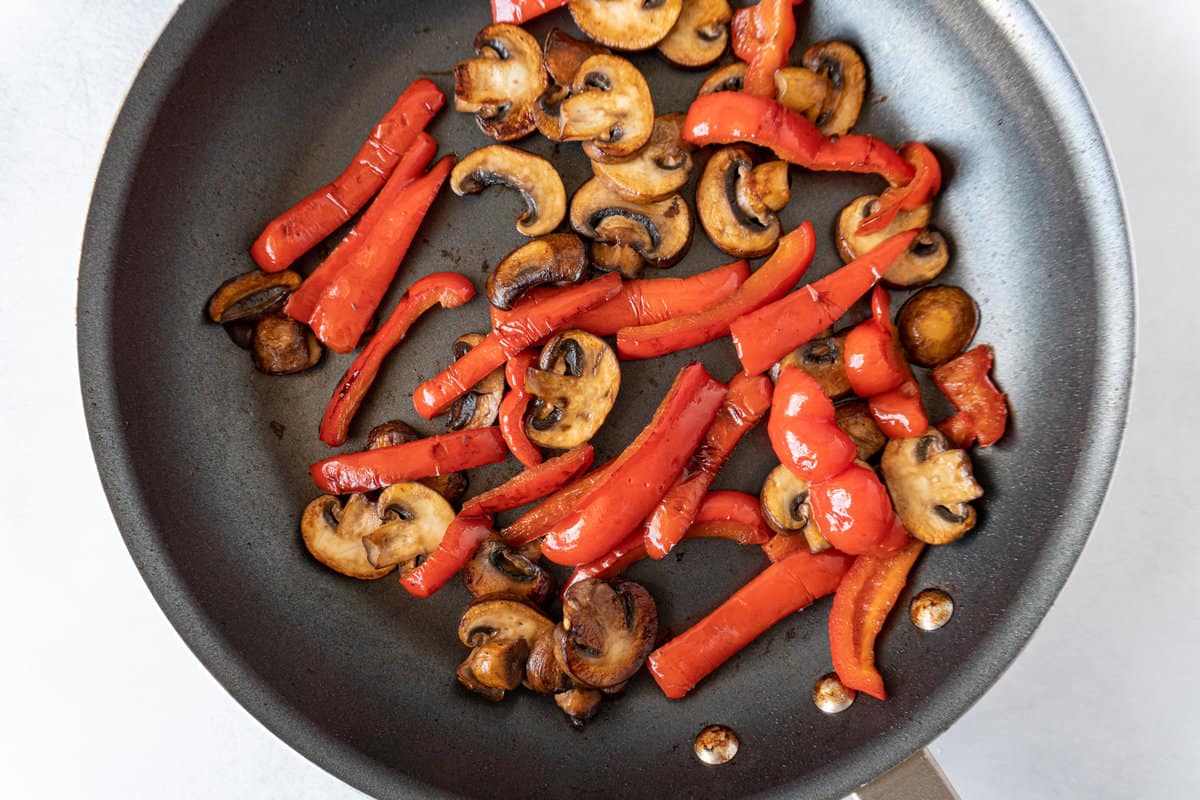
[78, 1, 1134, 797]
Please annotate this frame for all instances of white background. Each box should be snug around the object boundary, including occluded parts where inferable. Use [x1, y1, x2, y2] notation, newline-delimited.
[2, 1, 1197, 797]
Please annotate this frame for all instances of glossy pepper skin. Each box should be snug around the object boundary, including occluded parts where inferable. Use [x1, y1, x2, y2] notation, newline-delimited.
[858, 142, 943, 235]
[498, 350, 542, 468]
[317, 273, 476, 447]
[869, 378, 928, 439]
[540, 363, 729, 566]
[491, 0, 567, 23]
[644, 373, 773, 559]
[251, 79, 445, 272]
[768, 366, 857, 484]
[731, 0, 798, 96]
[647, 548, 854, 699]
[309, 428, 507, 494]
[829, 538, 926, 700]
[845, 286, 929, 438]
[683, 93, 916, 185]
[808, 461, 896, 555]
[933, 345, 1008, 448]
[617, 222, 816, 360]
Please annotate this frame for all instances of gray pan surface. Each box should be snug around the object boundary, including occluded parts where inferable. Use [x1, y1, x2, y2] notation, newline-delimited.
[78, 1, 1134, 797]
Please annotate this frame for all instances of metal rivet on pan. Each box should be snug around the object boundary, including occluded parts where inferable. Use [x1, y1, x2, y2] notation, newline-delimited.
[694, 724, 739, 765]
[812, 672, 855, 714]
[910, 588, 954, 631]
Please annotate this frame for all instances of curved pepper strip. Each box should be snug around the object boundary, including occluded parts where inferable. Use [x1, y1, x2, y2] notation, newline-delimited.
[309, 428, 507, 495]
[829, 538, 926, 700]
[808, 461, 896, 555]
[932, 345, 1008, 448]
[869, 378, 928, 439]
[414, 274, 622, 419]
[540, 363, 729, 566]
[845, 286, 929, 438]
[768, 366, 858, 484]
[683, 93, 916, 186]
[858, 142, 943, 235]
[617, 222, 816, 360]
[644, 373, 774, 559]
[498, 350, 542, 468]
[731, 0, 798, 96]
[729, 229, 920, 376]
[491, 0, 567, 23]
[252, 80, 445, 272]
[318, 272, 476, 447]
[647, 548, 855, 699]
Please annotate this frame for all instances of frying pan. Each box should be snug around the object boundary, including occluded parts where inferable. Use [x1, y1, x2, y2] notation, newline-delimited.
[77, 1, 1133, 797]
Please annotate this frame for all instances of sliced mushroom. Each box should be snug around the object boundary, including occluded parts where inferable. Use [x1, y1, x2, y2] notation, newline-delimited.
[774, 66, 832, 119]
[446, 334, 505, 431]
[251, 313, 321, 375]
[836, 195, 950, 287]
[697, 146, 791, 258]
[207, 269, 301, 324]
[301, 494, 392, 580]
[365, 421, 468, 502]
[457, 639, 531, 702]
[554, 578, 658, 689]
[760, 464, 830, 553]
[463, 539, 556, 604]
[835, 400, 887, 462]
[559, 55, 655, 161]
[454, 24, 548, 141]
[450, 146, 566, 238]
[801, 40, 867, 136]
[361, 482, 455, 574]
[588, 241, 647, 279]
[555, 688, 604, 727]
[569, 0, 683, 51]
[487, 234, 588, 311]
[545, 28, 610, 86]
[771, 333, 850, 398]
[591, 113, 695, 202]
[657, 0, 731, 67]
[696, 61, 745, 95]
[525, 330, 621, 449]
[897, 285, 980, 368]
[524, 633, 573, 694]
[880, 430, 984, 545]
[569, 177, 693, 272]
[459, 597, 556, 650]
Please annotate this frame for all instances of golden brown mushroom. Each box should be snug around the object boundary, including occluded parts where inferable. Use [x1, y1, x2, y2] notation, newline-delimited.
[569, 0, 683, 51]
[454, 24, 548, 141]
[897, 285, 980, 367]
[836, 194, 950, 288]
[880, 430, 984, 545]
[525, 330, 621, 450]
[657, 0, 731, 68]
[696, 146, 790, 258]
[450, 145, 566, 237]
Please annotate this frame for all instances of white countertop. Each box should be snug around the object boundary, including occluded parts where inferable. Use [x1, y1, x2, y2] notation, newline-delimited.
[3, 1, 1197, 797]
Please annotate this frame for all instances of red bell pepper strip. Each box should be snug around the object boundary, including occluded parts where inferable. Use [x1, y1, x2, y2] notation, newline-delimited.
[317, 273, 476, 447]
[683, 93, 915, 185]
[808, 461, 895, 555]
[858, 142, 943, 235]
[869, 378, 929, 439]
[644, 373, 773, 559]
[730, 229, 921, 376]
[491, 0, 567, 24]
[540, 363, 729, 566]
[647, 548, 854, 699]
[491, 260, 750, 337]
[845, 287, 928, 438]
[309, 428, 507, 495]
[829, 538, 926, 700]
[932, 345, 1008, 448]
[731, 0, 798, 97]
[251, 80, 445, 272]
[617, 222, 816, 360]
[414, 273, 623, 419]
[866, 515, 914, 558]
[498, 350, 542, 468]
[939, 411, 976, 450]
[768, 366, 857, 484]
[464, 444, 595, 516]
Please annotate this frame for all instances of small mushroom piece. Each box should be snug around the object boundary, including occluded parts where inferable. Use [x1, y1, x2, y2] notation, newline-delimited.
[450, 146, 567, 238]
[446, 334, 505, 431]
[569, 178, 693, 270]
[760, 464, 830, 553]
[207, 269, 301, 324]
[554, 688, 603, 727]
[365, 421, 468, 502]
[569, 0, 683, 51]
[361, 482, 456, 573]
[657, 0, 732, 67]
[459, 597, 556, 650]
[454, 24, 548, 141]
[696, 62, 745, 95]
[897, 285, 980, 368]
[880, 430, 984, 545]
[487, 234, 588, 311]
[525, 330, 621, 449]
[835, 400, 888, 461]
[457, 639, 531, 702]
[544, 28, 610, 86]
[559, 55, 656, 161]
[774, 67, 833, 119]
[464, 539, 556, 604]
[770, 333, 850, 398]
[697, 146, 791, 259]
[251, 313, 322, 375]
[555, 578, 658, 689]
[589, 241, 647, 279]
[801, 40, 867, 136]
[524, 633, 574, 694]
[836, 195, 950, 288]
[591, 113, 695, 202]
[301, 494, 392, 580]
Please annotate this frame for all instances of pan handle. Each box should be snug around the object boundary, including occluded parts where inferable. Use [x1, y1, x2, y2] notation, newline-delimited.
[849, 748, 959, 800]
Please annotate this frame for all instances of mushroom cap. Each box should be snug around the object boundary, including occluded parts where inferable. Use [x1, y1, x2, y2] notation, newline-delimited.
[555, 578, 658, 689]
[834, 400, 888, 462]
[301, 494, 393, 580]
[446, 334, 505, 431]
[454, 24, 548, 141]
[760, 464, 829, 553]
[697, 146, 791, 259]
[569, 177, 693, 268]
[463, 539, 556, 604]
[696, 61, 746, 95]
[657, 0, 732, 67]
[458, 597, 556, 649]
[881, 430, 984, 545]
[771, 333, 851, 399]
[559, 55, 655, 160]
[361, 482, 456, 573]
[251, 313, 321, 375]
[569, 0, 683, 51]
[523, 633, 573, 694]
[450, 145, 566, 237]
[456, 639, 530, 702]
[525, 330, 621, 450]
[591, 113, 695, 202]
[801, 40, 867, 136]
[897, 285, 980, 368]
[486, 234, 588, 311]
[836, 194, 950, 287]
[207, 269, 301, 324]
[365, 421, 468, 502]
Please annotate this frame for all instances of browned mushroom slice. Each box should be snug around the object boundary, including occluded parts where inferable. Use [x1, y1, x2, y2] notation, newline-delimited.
[446, 334, 505, 431]
[836, 194, 950, 287]
[545, 28, 610, 85]
[569, 0, 683, 51]
[771, 333, 850, 399]
[525, 330, 621, 449]
[657, 0, 731, 67]
[365, 421, 468, 502]
[487, 234, 588, 311]
[454, 24, 548, 141]
[570, 178, 693, 272]
[459, 597, 556, 649]
[554, 688, 604, 727]
[697, 146, 791, 258]
[457, 639, 531, 702]
[463, 539, 556, 604]
[835, 400, 887, 462]
[361, 482, 455, 574]
[880, 430, 984, 545]
[207, 269, 301, 323]
[301, 494, 392, 580]
[760, 464, 830, 553]
[897, 285, 980, 367]
[554, 578, 658, 689]
[559, 55, 655, 161]
[588, 242, 646, 279]
[524, 633, 573, 694]
[251, 313, 321, 375]
[801, 40, 867, 136]
[450, 145, 566, 237]
[696, 61, 745, 95]
[591, 113, 695, 202]
[774, 66, 832, 119]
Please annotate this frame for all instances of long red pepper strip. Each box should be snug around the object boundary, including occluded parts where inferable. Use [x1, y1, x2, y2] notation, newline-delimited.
[540, 363, 729, 566]
[858, 142, 943, 235]
[617, 222, 816, 360]
[252, 80, 445, 272]
[498, 350, 542, 467]
[413, 274, 623, 419]
[491, 0, 567, 24]
[644, 373, 773, 559]
[932, 345, 1008, 447]
[318, 272, 476, 447]
[731, 0, 798, 96]
[647, 549, 855, 699]
[829, 539, 926, 700]
[729, 229, 921, 376]
[309, 428, 507, 494]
